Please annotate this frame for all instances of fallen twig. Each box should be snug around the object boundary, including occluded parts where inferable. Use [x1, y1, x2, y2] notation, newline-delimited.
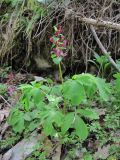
[77, 16, 120, 31]
[0, 95, 12, 107]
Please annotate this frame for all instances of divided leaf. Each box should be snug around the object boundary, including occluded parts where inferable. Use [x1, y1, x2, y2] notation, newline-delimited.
[113, 73, 120, 93]
[73, 74, 97, 97]
[63, 79, 86, 105]
[73, 73, 110, 101]
[8, 109, 25, 133]
[74, 115, 88, 140]
[61, 113, 74, 134]
[77, 109, 99, 120]
[95, 77, 110, 101]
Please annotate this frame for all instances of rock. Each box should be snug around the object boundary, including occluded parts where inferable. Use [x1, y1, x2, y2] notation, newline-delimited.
[34, 76, 45, 82]
[2, 131, 42, 160]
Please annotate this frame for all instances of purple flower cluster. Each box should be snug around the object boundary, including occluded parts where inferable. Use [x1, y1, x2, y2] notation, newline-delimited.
[50, 26, 68, 57]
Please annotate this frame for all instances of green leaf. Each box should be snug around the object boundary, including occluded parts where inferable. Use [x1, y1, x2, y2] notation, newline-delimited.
[73, 73, 110, 101]
[13, 117, 24, 133]
[41, 107, 63, 136]
[36, 102, 46, 109]
[43, 120, 55, 136]
[31, 88, 44, 105]
[46, 95, 62, 106]
[53, 26, 58, 32]
[113, 73, 120, 92]
[83, 154, 93, 160]
[21, 97, 30, 111]
[95, 77, 110, 101]
[52, 44, 56, 48]
[19, 84, 33, 90]
[63, 79, 86, 105]
[73, 74, 97, 97]
[51, 54, 56, 59]
[8, 109, 25, 133]
[53, 57, 62, 65]
[77, 109, 99, 120]
[52, 111, 64, 126]
[24, 113, 32, 121]
[74, 115, 88, 140]
[40, 85, 51, 93]
[61, 113, 74, 134]
[50, 85, 62, 96]
[28, 121, 40, 131]
[72, 73, 95, 84]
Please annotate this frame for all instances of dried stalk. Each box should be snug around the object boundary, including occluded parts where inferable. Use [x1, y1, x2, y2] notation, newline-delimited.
[77, 17, 120, 31]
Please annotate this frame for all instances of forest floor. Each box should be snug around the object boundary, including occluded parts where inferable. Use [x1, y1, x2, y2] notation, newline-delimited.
[0, 67, 120, 160]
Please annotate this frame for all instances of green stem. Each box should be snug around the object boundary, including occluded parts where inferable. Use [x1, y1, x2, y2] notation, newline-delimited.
[59, 63, 67, 114]
[59, 63, 66, 113]
[59, 63, 63, 84]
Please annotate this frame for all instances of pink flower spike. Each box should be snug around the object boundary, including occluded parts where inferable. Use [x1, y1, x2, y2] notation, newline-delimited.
[53, 48, 64, 57]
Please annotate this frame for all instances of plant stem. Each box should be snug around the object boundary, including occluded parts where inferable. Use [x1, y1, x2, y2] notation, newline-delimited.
[59, 63, 63, 84]
[59, 63, 67, 114]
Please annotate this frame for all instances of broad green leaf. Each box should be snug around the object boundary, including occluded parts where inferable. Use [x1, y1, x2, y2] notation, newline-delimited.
[29, 110, 40, 119]
[13, 117, 24, 133]
[24, 113, 32, 121]
[73, 74, 97, 97]
[77, 109, 99, 120]
[72, 73, 95, 85]
[53, 57, 62, 64]
[61, 113, 74, 134]
[113, 73, 120, 92]
[8, 109, 25, 133]
[95, 77, 110, 101]
[36, 102, 46, 109]
[52, 111, 64, 126]
[31, 88, 44, 105]
[50, 85, 62, 96]
[83, 154, 93, 160]
[63, 79, 86, 105]
[8, 109, 22, 125]
[73, 73, 110, 101]
[43, 120, 55, 136]
[74, 115, 88, 140]
[32, 81, 42, 88]
[19, 84, 33, 90]
[40, 85, 51, 93]
[46, 95, 62, 106]
[28, 121, 40, 131]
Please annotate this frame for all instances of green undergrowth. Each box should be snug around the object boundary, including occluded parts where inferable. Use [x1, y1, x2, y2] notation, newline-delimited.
[1, 72, 119, 159]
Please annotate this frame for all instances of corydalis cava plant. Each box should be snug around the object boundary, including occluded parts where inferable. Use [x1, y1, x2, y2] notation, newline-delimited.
[50, 26, 68, 83]
[50, 26, 67, 58]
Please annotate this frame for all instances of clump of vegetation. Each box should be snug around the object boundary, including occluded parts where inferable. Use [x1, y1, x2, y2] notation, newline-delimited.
[6, 72, 120, 159]
[0, 1, 120, 159]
